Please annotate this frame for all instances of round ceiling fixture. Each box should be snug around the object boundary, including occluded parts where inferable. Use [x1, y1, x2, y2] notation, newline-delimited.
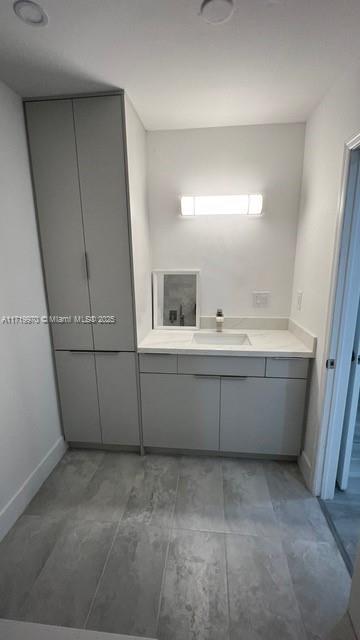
[200, 0, 235, 24]
[13, 0, 48, 26]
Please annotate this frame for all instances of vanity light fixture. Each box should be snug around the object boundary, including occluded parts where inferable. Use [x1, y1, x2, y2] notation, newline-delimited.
[180, 194, 263, 217]
[13, 0, 48, 26]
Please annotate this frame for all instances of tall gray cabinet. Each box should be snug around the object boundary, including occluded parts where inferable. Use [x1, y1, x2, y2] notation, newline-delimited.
[25, 94, 140, 447]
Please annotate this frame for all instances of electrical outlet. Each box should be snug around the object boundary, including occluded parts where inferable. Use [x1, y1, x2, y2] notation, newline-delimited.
[253, 291, 270, 308]
[296, 290, 303, 311]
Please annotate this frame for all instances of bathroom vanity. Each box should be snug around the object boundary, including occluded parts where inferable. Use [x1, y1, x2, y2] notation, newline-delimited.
[138, 327, 315, 458]
[24, 90, 316, 461]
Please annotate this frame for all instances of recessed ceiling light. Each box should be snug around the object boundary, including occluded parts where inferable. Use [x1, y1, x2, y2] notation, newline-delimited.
[200, 0, 235, 24]
[13, 0, 48, 26]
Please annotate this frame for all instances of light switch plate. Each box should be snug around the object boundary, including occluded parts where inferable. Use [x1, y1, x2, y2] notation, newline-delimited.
[296, 290, 303, 311]
[253, 291, 270, 308]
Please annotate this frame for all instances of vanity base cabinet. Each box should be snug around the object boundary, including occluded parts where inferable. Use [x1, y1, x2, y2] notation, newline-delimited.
[220, 377, 307, 456]
[55, 351, 140, 446]
[141, 373, 220, 450]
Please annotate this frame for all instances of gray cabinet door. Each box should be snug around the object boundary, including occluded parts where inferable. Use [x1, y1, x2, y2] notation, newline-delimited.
[141, 374, 220, 450]
[55, 351, 101, 443]
[220, 377, 306, 456]
[25, 100, 93, 350]
[96, 352, 140, 446]
[73, 96, 135, 351]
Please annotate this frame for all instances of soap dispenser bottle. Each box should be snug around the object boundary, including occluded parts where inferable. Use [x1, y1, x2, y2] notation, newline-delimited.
[216, 309, 224, 332]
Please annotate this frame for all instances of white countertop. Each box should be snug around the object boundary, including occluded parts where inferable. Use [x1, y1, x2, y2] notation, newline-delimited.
[138, 328, 316, 358]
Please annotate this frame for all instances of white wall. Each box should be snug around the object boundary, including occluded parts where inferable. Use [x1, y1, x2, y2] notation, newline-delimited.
[0, 81, 64, 540]
[291, 66, 360, 492]
[125, 95, 152, 343]
[147, 123, 305, 318]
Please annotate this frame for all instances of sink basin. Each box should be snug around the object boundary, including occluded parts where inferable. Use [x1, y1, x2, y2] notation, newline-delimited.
[192, 332, 251, 346]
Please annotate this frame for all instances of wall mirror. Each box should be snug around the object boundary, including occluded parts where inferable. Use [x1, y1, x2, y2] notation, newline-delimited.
[152, 270, 200, 329]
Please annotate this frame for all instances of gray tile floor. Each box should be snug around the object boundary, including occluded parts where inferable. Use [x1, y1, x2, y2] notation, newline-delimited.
[0, 451, 351, 640]
[321, 477, 360, 573]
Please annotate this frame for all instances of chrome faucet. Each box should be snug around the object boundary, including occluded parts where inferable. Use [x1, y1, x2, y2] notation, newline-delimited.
[216, 308, 224, 332]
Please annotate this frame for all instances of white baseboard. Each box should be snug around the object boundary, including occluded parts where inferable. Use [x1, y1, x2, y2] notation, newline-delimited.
[0, 437, 67, 542]
[298, 450, 314, 494]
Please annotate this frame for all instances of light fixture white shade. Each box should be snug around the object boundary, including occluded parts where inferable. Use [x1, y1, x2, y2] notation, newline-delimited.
[180, 196, 195, 216]
[248, 194, 263, 215]
[180, 194, 263, 216]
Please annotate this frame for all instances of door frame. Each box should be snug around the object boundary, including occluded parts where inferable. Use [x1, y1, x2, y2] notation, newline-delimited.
[318, 132, 360, 499]
[337, 302, 360, 490]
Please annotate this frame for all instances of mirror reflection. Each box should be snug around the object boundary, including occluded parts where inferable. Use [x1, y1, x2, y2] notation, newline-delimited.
[153, 271, 199, 329]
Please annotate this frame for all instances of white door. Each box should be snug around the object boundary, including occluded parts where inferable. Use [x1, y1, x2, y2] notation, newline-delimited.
[337, 301, 360, 490]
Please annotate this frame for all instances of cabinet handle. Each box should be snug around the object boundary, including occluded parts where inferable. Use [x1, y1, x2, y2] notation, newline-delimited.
[69, 349, 94, 353]
[84, 251, 90, 279]
[221, 376, 248, 380]
[193, 374, 220, 379]
[96, 350, 121, 354]
[69, 350, 121, 354]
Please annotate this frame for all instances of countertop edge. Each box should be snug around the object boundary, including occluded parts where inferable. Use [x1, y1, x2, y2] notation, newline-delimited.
[137, 346, 315, 358]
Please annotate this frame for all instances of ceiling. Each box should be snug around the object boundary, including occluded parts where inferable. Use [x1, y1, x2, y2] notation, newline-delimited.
[0, 0, 360, 130]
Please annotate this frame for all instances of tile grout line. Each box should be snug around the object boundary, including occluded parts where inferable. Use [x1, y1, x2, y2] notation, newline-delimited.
[11, 520, 66, 618]
[348, 611, 359, 640]
[220, 457, 226, 532]
[12, 452, 108, 626]
[81, 470, 136, 631]
[264, 466, 311, 640]
[318, 498, 353, 576]
[279, 535, 311, 640]
[171, 523, 284, 541]
[154, 462, 181, 637]
[224, 533, 232, 640]
[82, 519, 121, 630]
[262, 463, 280, 531]
[221, 459, 232, 640]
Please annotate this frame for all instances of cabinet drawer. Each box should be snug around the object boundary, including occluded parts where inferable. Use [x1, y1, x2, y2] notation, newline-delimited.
[141, 373, 220, 450]
[178, 355, 265, 377]
[220, 377, 306, 456]
[139, 353, 177, 374]
[266, 357, 309, 379]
